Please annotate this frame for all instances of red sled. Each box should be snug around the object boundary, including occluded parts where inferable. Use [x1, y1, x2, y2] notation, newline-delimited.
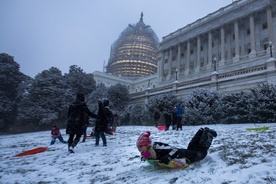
[15, 147, 48, 157]
[157, 126, 166, 131]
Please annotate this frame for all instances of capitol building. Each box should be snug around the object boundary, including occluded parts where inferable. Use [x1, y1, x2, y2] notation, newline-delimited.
[93, 0, 276, 105]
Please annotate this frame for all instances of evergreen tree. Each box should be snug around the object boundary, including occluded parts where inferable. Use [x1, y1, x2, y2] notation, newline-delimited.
[220, 91, 251, 124]
[249, 83, 276, 123]
[0, 53, 23, 131]
[19, 67, 66, 127]
[107, 83, 129, 111]
[120, 104, 150, 125]
[87, 83, 108, 112]
[147, 93, 178, 114]
[184, 88, 222, 125]
[64, 65, 96, 97]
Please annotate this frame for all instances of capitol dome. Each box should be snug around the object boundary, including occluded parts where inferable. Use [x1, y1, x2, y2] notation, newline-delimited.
[106, 12, 159, 78]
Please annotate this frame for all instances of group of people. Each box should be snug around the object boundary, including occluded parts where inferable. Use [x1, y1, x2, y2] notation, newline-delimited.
[163, 103, 183, 131]
[139, 104, 219, 167]
[50, 94, 217, 166]
[50, 93, 116, 153]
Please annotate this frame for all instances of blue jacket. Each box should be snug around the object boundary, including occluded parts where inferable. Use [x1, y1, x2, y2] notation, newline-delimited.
[176, 104, 182, 117]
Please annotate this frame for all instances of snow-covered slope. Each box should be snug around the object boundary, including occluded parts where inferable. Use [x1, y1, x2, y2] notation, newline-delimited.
[0, 123, 275, 184]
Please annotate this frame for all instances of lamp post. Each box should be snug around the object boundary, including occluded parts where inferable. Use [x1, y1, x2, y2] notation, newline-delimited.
[213, 57, 217, 71]
[269, 41, 273, 58]
[175, 68, 178, 81]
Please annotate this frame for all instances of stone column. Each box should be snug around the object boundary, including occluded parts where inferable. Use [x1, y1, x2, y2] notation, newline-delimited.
[249, 15, 256, 58]
[207, 31, 213, 69]
[220, 27, 225, 65]
[210, 71, 218, 91]
[233, 20, 240, 62]
[195, 36, 201, 72]
[185, 40, 191, 75]
[266, 57, 276, 85]
[168, 48, 172, 79]
[159, 52, 164, 81]
[267, 8, 274, 44]
[177, 44, 181, 77]
[267, 8, 275, 56]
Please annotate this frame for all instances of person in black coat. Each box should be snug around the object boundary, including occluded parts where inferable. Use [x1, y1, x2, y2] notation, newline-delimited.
[163, 110, 172, 131]
[137, 127, 217, 165]
[95, 98, 113, 146]
[66, 93, 97, 153]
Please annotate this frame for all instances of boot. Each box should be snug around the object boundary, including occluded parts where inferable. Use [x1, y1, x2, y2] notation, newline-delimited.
[198, 127, 217, 151]
[187, 128, 204, 150]
[204, 127, 217, 138]
[68, 143, 74, 153]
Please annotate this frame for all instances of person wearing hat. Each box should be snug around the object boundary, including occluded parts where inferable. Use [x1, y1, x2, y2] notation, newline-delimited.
[66, 93, 97, 153]
[136, 127, 217, 165]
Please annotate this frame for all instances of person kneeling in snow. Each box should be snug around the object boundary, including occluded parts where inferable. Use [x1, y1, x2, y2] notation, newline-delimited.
[136, 127, 217, 165]
[50, 125, 67, 145]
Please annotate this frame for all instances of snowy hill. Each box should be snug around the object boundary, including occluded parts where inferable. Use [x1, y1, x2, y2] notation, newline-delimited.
[0, 123, 275, 184]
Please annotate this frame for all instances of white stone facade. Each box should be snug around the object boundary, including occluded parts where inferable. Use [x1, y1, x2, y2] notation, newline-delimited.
[94, 0, 276, 106]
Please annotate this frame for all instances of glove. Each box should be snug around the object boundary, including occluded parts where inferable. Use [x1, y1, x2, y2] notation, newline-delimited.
[159, 155, 171, 165]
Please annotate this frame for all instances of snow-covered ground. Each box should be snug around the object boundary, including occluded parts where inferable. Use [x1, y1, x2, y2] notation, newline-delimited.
[0, 123, 275, 184]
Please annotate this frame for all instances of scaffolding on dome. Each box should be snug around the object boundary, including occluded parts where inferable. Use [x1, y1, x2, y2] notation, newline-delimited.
[106, 12, 159, 78]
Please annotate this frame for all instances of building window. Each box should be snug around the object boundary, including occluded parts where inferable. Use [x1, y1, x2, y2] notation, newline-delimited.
[262, 22, 268, 29]
[247, 29, 250, 35]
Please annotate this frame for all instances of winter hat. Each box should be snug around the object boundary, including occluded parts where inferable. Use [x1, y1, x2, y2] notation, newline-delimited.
[136, 131, 151, 147]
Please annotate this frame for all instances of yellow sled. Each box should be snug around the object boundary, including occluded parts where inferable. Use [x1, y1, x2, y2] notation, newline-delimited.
[146, 159, 189, 169]
[246, 126, 270, 131]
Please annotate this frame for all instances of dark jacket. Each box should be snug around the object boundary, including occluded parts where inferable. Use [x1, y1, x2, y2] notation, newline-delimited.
[95, 102, 112, 131]
[66, 99, 97, 135]
[164, 112, 171, 125]
[152, 142, 207, 164]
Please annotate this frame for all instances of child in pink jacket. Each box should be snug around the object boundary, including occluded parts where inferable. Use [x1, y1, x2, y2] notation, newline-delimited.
[50, 125, 67, 145]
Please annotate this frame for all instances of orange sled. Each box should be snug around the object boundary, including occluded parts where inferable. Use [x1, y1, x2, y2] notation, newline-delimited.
[15, 147, 48, 157]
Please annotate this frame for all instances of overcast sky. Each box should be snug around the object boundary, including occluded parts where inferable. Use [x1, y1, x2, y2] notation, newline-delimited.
[0, 0, 234, 78]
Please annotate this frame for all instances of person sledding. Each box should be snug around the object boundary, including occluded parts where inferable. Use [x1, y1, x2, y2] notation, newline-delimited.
[136, 127, 217, 168]
[50, 125, 67, 145]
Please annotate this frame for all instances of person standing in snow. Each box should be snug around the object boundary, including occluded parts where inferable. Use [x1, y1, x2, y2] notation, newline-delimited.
[171, 107, 177, 130]
[163, 110, 172, 131]
[153, 110, 160, 127]
[66, 93, 97, 153]
[94, 98, 113, 146]
[50, 125, 67, 145]
[176, 103, 183, 131]
[136, 127, 217, 165]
